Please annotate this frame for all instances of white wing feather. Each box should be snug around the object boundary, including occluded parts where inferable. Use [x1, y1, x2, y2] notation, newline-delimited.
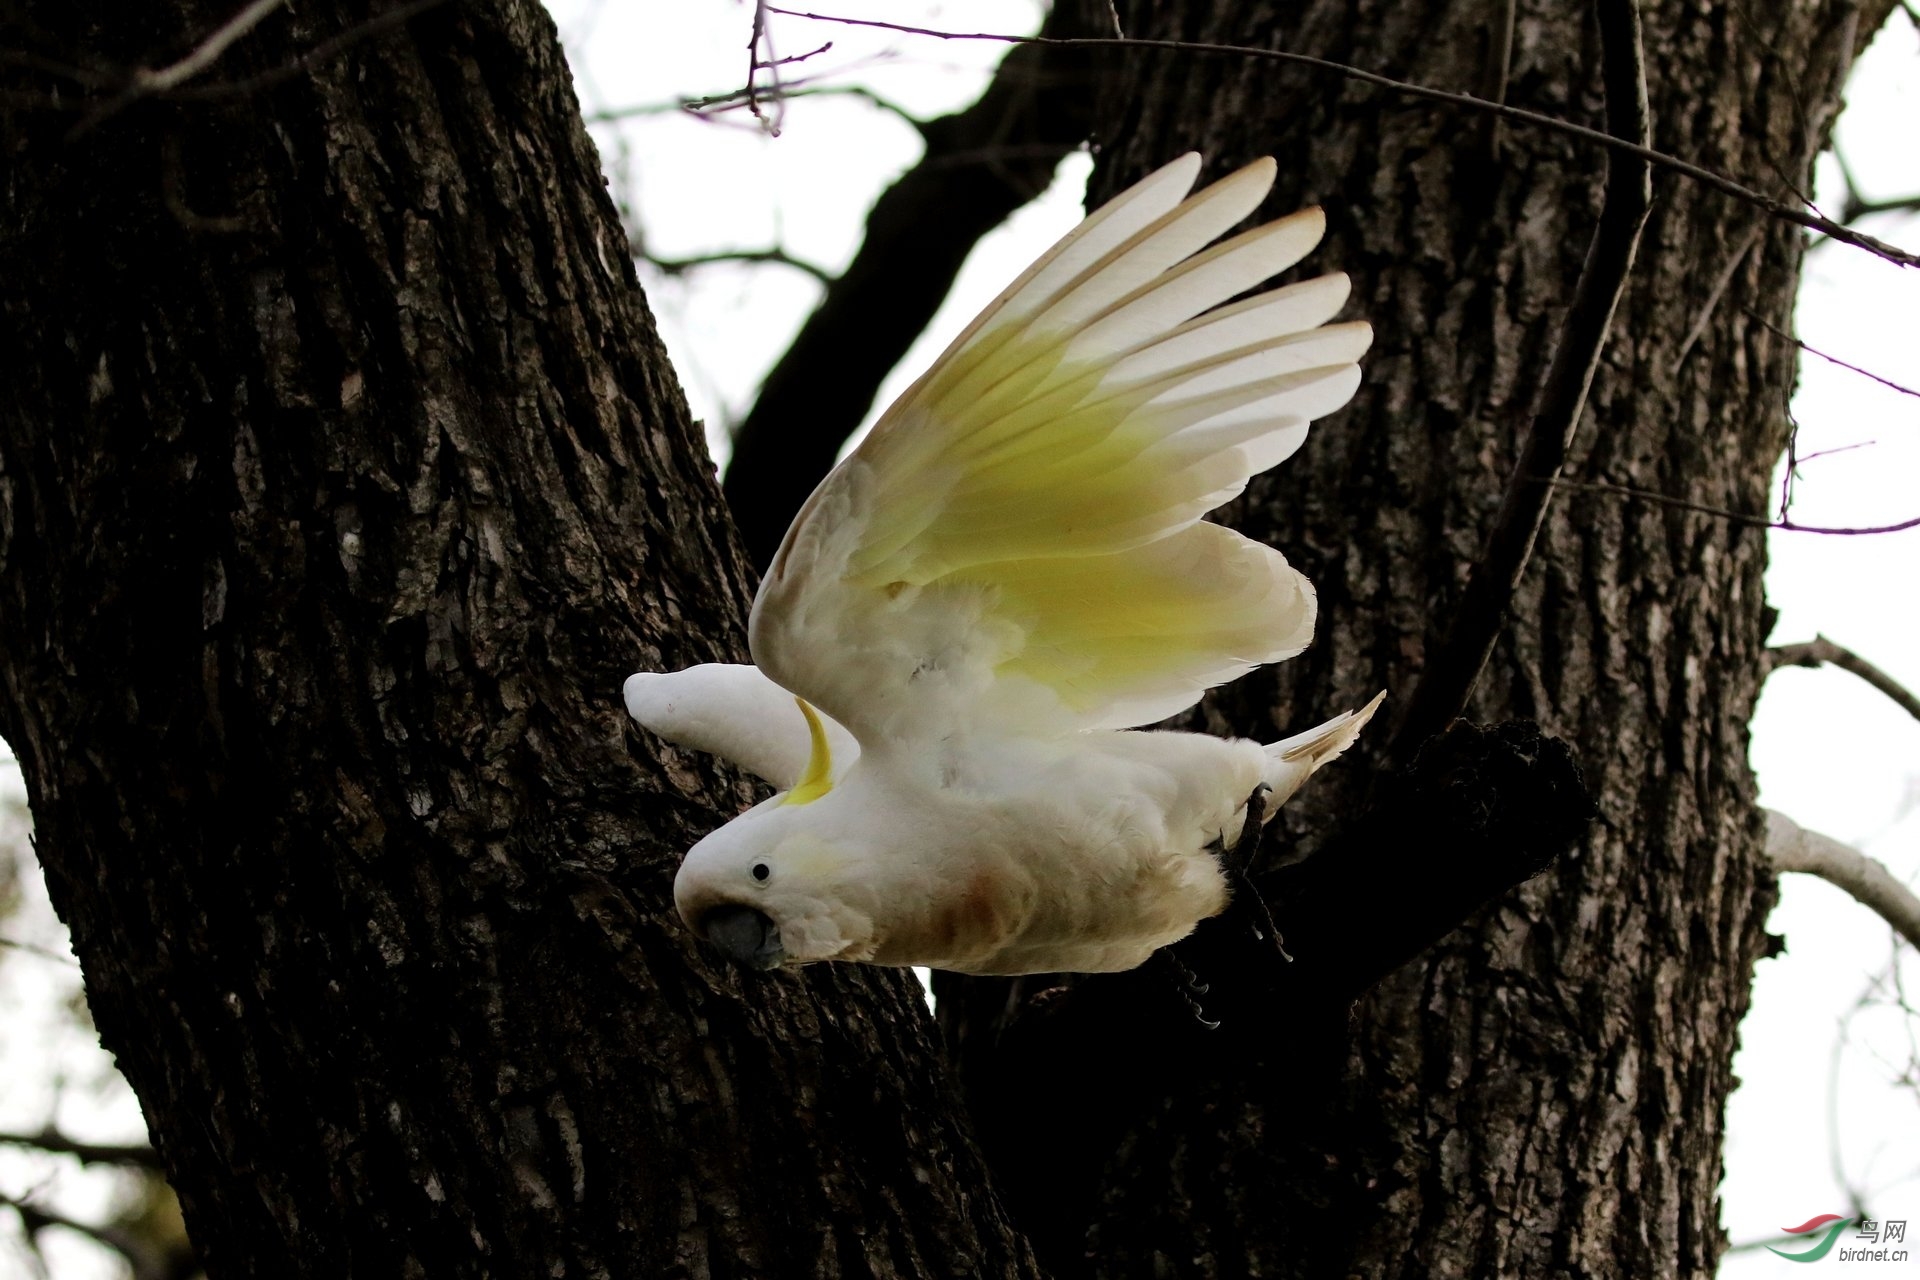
[623, 664, 859, 788]
[751, 155, 1369, 746]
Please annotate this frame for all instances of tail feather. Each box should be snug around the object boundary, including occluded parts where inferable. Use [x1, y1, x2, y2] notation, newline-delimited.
[1261, 691, 1386, 809]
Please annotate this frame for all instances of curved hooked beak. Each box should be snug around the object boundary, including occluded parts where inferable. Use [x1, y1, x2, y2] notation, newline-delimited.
[701, 904, 786, 971]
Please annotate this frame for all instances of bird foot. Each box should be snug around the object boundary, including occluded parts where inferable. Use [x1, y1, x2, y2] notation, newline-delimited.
[1157, 949, 1220, 1031]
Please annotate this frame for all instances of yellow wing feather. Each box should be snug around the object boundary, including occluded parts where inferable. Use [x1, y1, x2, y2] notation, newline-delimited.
[751, 155, 1368, 746]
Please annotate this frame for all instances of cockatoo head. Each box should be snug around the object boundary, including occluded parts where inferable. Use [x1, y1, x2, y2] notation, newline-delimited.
[673, 795, 881, 971]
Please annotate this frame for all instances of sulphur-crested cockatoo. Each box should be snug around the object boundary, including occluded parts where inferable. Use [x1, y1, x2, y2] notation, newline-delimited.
[626, 154, 1381, 976]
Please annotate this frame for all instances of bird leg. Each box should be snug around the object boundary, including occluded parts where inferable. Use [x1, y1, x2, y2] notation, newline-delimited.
[1221, 783, 1294, 961]
[1227, 782, 1270, 874]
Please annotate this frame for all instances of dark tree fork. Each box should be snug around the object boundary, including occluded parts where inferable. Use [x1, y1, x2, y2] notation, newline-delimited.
[0, 2, 1886, 1280]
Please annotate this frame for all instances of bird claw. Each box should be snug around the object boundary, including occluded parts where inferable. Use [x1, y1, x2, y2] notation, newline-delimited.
[1158, 949, 1221, 1030]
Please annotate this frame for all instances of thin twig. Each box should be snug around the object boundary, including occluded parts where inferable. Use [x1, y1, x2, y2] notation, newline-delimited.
[0, 936, 79, 968]
[1794, 439, 1874, 463]
[1668, 222, 1759, 377]
[1766, 635, 1920, 724]
[1744, 311, 1920, 400]
[0, 1129, 166, 1170]
[1481, 0, 1518, 158]
[172, 0, 453, 101]
[1809, 148, 1920, 250]
[1766, 811, 1920, 951]
[1547, 478, 1920, 535]
[69, 0, 286, 135]
[1389, 0, 1652, 762]
[139, 0, 287, 92]
[768, 7, 1920, 270]
[639, 247, 834, 285]
[1849, 193, 1920, 220]
[592, 81, 921, 129]
[0, 1191, 169, 1280]
[761, 41, 832, 70]
[0, 49, 117, 88]
[745, 0, 788, 135]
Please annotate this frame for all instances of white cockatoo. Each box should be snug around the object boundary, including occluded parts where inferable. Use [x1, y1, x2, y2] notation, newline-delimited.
[625, 154, 1382, 976]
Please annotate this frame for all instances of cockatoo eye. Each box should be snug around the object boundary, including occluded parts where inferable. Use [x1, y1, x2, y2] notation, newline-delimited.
[751, 862, 771, 882]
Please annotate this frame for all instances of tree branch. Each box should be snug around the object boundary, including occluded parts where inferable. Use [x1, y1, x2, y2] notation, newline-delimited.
[637, 246, 834, 285]
[1824, 146, 1920, 233]
[1848, 192, 1920, 221]
[1, 1191, 170, 1280]
[0, 936, 79, 967]
[590, 82, 925, 130]
[769, 7, 1920, 271]
[721, 0, 1106, 569]
[168, 0, 452, 101]
[1766, 810, 1920, 950]
[0, 1128, 166, 1170]
[1389, 0, 1653, 763]
[1766, 634, 1920, 723]
[70, 0, 286, 134]
[1545, 478, 1920, 536]
[1743, 310, 1920, 400]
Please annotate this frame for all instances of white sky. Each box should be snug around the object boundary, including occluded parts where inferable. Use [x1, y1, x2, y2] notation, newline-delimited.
[3, 3, 1917, 1275]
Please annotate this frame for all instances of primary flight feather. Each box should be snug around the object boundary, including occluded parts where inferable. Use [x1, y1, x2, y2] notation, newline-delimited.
[626, 154, 1381, 976]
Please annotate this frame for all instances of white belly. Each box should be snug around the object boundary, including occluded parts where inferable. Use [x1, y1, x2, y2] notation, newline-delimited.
[868, 730, 1265, 974]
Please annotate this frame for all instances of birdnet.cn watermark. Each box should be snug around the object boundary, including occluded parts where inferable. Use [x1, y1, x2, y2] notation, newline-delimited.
[1766, 1215, 1909, 1265]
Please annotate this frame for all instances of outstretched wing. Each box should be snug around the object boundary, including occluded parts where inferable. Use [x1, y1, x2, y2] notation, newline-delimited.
[623, 664, 860, 789]
[751, 155, 1369, 746]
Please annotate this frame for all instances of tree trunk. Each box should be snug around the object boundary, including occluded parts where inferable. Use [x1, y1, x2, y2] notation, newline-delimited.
[934, 0, 1890, 1275]
[0, 2, 1034, 1275]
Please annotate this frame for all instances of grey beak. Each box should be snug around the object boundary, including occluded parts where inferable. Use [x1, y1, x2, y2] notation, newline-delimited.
[702, 904, 786, 971]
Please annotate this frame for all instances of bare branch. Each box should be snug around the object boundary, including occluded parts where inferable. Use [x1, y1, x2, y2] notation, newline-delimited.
[1, 1191, 170, 1280]
[769, 6, 1920, 270]
[1851, 192, 1920, 220]
[1389, 0, 1652, 762]
[1744, 310, 1920, 400]
[1830, 148, 1920, 228]
[743, 0, 803, 135]
[1766, 810, 1920, 951]
[638, 247, 834, 285]
[591, 82, 923, 130]
[0, 49, 117, 88]
[1668, 223, 1760, 377]
[759, 41, 832, 72]
[1546, 478, 1920, 535]
[70, 0, 286, 135]
[0, 1129, 166, 1170]
[136, 0, 286, 93]
[0, 936, 80, 967]
[172, 0, 453, 101]
[1767, 634, 1920, 724]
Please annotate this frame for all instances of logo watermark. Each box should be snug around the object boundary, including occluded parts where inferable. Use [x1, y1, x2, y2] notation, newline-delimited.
[1766, 1215, 1909, 1265]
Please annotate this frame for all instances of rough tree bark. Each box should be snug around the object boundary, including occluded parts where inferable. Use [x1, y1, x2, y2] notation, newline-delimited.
[0, 0, 1892, 1276]
[932, 0, 1893, 1276]
[0, 1, 1035, 1276]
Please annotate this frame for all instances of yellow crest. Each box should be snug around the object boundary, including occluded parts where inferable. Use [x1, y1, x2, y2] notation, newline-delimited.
[783, 697, 834, 806]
